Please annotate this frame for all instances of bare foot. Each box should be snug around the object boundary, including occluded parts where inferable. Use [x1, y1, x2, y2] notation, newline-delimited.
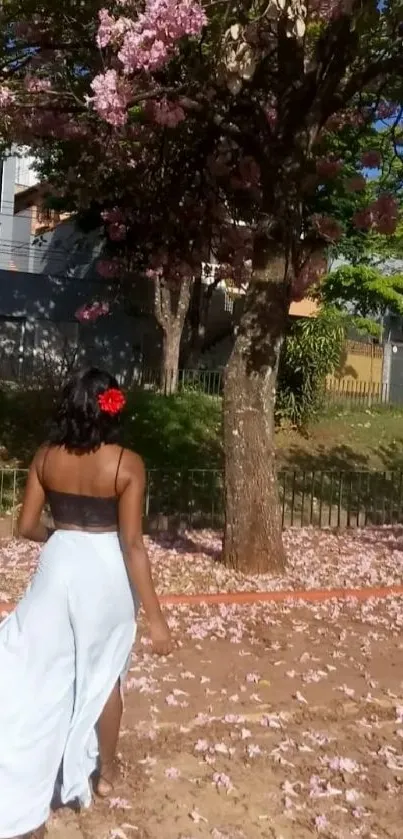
[94, 759, 121, 798]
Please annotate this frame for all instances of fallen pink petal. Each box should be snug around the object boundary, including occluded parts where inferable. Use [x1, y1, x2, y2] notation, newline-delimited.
[2, 527, 403, 836]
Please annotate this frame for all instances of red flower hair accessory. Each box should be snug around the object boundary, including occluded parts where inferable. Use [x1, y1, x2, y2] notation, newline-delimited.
[97, 387, 126, 415]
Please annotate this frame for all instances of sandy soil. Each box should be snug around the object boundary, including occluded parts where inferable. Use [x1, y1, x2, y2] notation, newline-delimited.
[2, 527, 403, 607]
[43, 595, 403, 839]
[2, 532, 403, 837]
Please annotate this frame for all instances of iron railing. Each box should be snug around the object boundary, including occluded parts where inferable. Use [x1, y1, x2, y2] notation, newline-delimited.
[2, 467, 403, 535]
[133, 368, 224, 396]
[323, 379, 402, 408]
[2, 357, 403, 407]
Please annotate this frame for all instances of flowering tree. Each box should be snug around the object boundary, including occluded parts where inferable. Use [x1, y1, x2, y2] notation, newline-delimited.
[1, 0, 403, 571]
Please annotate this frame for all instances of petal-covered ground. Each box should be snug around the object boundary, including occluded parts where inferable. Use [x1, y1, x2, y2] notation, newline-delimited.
[1, 532, 403, 838]
[1, 527, 403, 604]
[46, 595, 403, 839]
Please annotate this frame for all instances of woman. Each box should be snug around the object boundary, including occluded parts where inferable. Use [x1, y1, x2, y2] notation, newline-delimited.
[0, 368, 172, 839]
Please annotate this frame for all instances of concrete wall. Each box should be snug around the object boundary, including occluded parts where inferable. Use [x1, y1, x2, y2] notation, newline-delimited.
[327, 340, 384, 392]
[0, 268, 160, 385]
[0, 156, 17, 269]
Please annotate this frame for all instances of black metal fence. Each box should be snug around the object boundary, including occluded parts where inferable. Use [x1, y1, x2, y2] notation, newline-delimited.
[133, 368, 224, 396]
[147, 468, 403, 529]
[2, 356, 403, 408]
[3, 467, 403, 534]
[135, 372, 403, 407]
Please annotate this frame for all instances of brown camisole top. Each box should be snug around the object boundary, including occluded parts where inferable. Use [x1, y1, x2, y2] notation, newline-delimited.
[44, 448, 124, 530]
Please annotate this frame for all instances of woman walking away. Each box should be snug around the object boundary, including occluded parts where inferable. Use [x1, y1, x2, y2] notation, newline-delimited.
[0, 368, 172, 839]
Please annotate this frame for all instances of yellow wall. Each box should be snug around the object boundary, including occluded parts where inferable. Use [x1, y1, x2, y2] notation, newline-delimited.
[289, 298, 319, 317]
[289, 300, 384, 391]
[327, 341, 384, 393]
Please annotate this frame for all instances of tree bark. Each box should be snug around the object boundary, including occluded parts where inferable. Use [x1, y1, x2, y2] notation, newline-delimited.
[154, 275, 193, 395]
[223, 237, 289, 574]
[161, 326, 182, 394]
[182, 268, 221, 367]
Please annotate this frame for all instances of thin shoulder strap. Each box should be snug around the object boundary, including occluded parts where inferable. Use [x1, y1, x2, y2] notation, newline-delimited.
[114, 447, 125, 495]
[40, 446, 51, 488]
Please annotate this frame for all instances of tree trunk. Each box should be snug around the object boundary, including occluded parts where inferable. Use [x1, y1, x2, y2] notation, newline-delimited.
[182, 269, 219, 367]
[161, 326, 181, 394]
[223, 238, 289, 574]
[154, 275, 193, 395]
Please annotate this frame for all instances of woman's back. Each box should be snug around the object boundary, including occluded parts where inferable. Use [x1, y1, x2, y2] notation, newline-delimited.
[42, 444, 125, 532]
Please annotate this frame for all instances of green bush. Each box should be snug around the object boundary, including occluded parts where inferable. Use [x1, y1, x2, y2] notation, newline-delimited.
[0, 389, 223, 470]
[276, 309, 345, 428]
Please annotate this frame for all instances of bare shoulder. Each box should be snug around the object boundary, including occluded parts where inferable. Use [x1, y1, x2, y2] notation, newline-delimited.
[120, 449, 146, 480]
[32, 444, 49, 473]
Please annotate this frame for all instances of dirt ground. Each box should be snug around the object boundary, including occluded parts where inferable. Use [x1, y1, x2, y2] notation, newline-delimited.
[44, 596, 403, 839]
[2, 527, 403, 605]
[2, 532, 403, 838]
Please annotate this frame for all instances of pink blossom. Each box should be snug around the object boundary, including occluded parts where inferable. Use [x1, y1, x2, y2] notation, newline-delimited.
[90, 69, 132, 126]
[291, 252, 327, 302]
[316, 158, 343, 179]
[264, 106, 277, 127]
[24, 76, 52, 93]
[372, 194, 399, 234]
[238, 156, 260, 187]
[376, 101, 397, 120]
[96, 259, 121, 279]
[0, 86, 15, 107]
[352, 207, 373, 231]
[346, 789, 361, 803]
[109, 797, 132, 810]
[116, 0, 207, 74]
[212, 772, 233, 792]
[146, 266, 164, 280]
[151, 98, 186, 128]
[108, 222, 127, 241]
[101, 207, 125, 224]
[264, 96, 277, 127]
[360, 149, 381, 169]
[97, 8, 117, 47]
[189, 808, 206, 823]
[97, 8, 133, 48]
[194, 739, 209, 752]
[164, 766, 181, 779]
[345, 175, 366, 193]
[328, 756, 359, 773]
[353, 194, 398, 235]
[247, 743, 262, 758]
[310, 0, 346, 21]
[314, 814, 328, 832]
[246, 672, 260, 683]
[312, 214, 343, 242]
[75, 301, 110, 323]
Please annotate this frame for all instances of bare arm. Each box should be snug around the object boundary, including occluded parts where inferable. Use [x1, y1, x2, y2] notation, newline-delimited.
[18, 449, 50, 542]
[118, 451, 172, 655]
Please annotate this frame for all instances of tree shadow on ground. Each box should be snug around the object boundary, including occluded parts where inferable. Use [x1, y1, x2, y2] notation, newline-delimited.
[281, 443, 370, 473]
[277, 445, 403, 529]
[376, 440, 403, 473]
[356, 525, 403, 552]
[149, 530, 222, 560]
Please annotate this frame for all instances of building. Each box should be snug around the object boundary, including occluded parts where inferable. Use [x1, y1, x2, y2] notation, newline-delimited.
[0, 153, 356, 387]
[0, 153, 163, 385]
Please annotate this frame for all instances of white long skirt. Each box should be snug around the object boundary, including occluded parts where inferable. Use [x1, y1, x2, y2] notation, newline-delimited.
[0, 531, 138, 838]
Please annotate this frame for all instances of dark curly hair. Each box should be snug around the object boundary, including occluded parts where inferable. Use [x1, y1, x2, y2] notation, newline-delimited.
[47, 368, 124, 452]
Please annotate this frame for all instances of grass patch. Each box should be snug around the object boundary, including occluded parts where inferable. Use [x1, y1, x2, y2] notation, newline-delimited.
[1, 389, 403, 475]
[276, 404, 403, 472]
